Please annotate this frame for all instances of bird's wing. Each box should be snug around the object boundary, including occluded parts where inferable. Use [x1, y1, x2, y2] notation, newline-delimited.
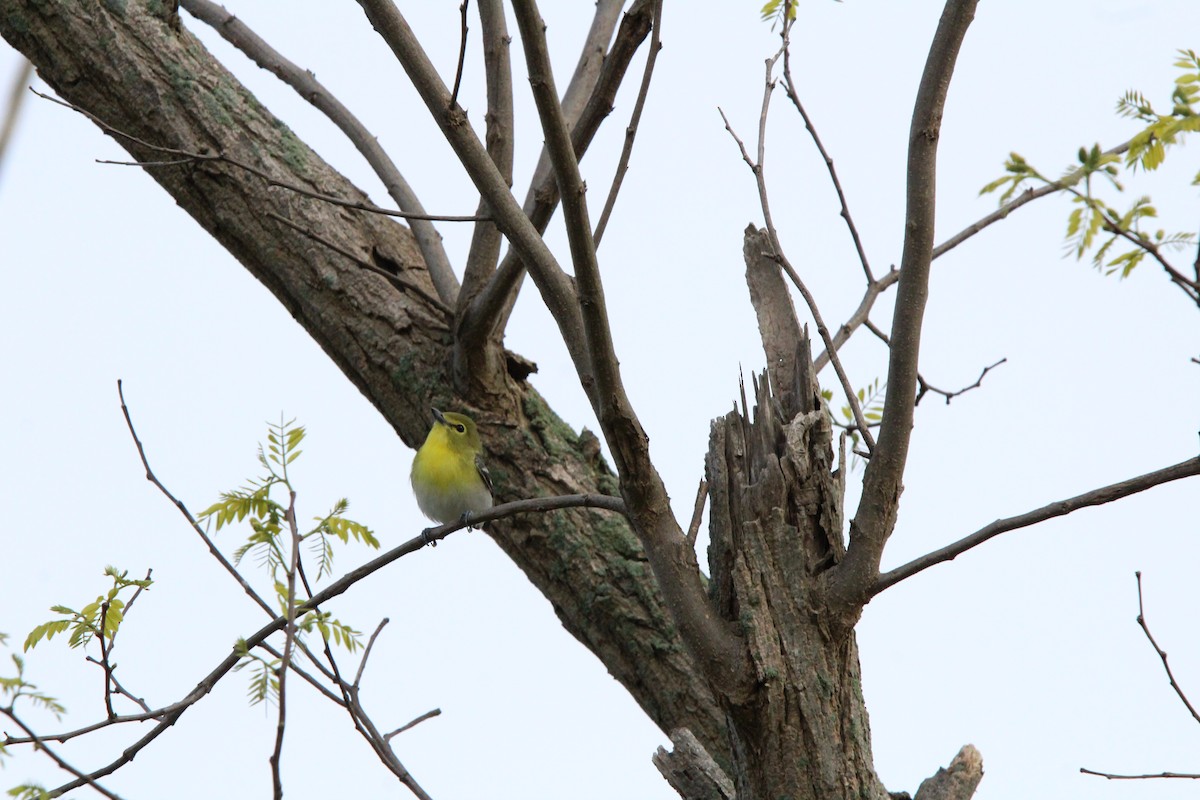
[475, 454, 494, 494]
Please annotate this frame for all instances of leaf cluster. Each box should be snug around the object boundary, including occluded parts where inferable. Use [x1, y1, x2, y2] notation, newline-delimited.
[981, 50, 1199, 279]
[198, 419, 377, 701]
[23, 567, 152, 653]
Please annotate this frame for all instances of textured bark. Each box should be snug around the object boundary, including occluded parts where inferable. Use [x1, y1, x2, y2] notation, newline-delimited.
[0, 0, 725, 763]
[707, 367, 881, 800]
[654, 728, 737, 800]
[0, 3, 989, 799]
[913, 746, 984, 800]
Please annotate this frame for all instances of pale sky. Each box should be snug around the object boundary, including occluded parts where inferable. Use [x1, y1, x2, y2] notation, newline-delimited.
[2, 2, 1199, 799]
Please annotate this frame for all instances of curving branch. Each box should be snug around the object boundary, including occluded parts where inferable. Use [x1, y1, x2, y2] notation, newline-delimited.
[873, 456, 1200, 595]
[459, 0, 514, 302]
[180, 0, 460, 304]
[460, 0, 652, 351]
[356, 0, 594, 394]
[593, 0, 663, 246]
[509, 0, 750, 697]
[830, 0, 979, 620]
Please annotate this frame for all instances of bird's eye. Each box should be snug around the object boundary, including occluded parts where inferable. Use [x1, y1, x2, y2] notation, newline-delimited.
[455, 424, 465, 433]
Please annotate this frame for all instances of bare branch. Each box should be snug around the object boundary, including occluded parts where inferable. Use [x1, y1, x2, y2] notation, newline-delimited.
[873, 456, 1200, 595]
[460, 0, 514, 303]
[269, 490, 303, 800]
[385, 708, 443, 741]
[685, 479, 708, 548]
[0, 709, 126, 800]
[449, 0, 470, 109]
[593, 0, 662, 246]
[461, 0, 652, 347]
[510, 0, 750, 698]
[1081, 768, 1200, 780]
[719, 93, 875, 452]
[179, 0, 461, 304]
[117, 380, 275, 617]
[916, 358, 1007, 406]
[831, 0, 979, 618]
[354, 618, 390, 690]
[355, 0, 593, 391]
[1134, 571, 1200, 725]
[780, 49, 873, 284]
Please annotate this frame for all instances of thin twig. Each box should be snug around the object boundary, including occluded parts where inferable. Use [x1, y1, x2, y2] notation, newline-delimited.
[685, 479, 708, 548]
[0, 709, 126, 800]
[269, 490, 302, 800]
[916, 358, 1007, 406]
[593, 0, 663, 246]
[316, 621, 436, 800]
[873, 456, 1200, 595]
[2, 706, 176, 747]
[385, 709, 443, 741]
[97, 600, 117, 720]
[354, 618, 390, 690]
[118, 381, 275, 617]
[180, 0, 462, 303]
[86, 657, 155, 715]
[449, 0, 471, 109]
[1065, 186, 1200, 303]
[933, 138, 1134, 260]
[780, 42, 873, 283]
[460, 0, 652, 351]
[1081, 768, 1200, 780]
[265, 212, 453, 319]
[256, 641, 345, 705]
[41, 89, 485, 224]
[1135, 571, 1200, 725]
[718, 98, 876, 452]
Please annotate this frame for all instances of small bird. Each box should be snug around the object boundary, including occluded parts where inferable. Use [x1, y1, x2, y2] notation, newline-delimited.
[410, 408, 493, 526]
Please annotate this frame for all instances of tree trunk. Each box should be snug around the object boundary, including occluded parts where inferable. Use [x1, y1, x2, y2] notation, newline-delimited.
[0, 0, 727, 762]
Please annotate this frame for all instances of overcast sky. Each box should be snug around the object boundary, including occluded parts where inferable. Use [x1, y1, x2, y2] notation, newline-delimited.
[2, 2, 1199, 799]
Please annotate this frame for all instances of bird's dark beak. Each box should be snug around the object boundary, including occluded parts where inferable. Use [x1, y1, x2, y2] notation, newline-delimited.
[431, 407, 447, 425]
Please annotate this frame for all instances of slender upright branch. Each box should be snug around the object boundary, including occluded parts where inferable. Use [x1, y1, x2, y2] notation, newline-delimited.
[180, 0, 461, 304]
[118, 380, 275, 617]
[873, 456, 1200, 595]
[780, 42, 873, 284]
[1134, 571, 1200, 725]
[356, 0, 594, 391]
[461, 0, 651, 346]
[449, 0, 470, 109]
[269, 490, 302, 800]
[459, 0, 514, 303]
[831, 0, 979, 619]
[593, 0, 663, 246]
[718, 51, 875, 452]
[510, 0, 750, 698]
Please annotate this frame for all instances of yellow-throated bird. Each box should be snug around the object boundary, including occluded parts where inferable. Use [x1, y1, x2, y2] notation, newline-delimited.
[410, 408, 493, 525]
